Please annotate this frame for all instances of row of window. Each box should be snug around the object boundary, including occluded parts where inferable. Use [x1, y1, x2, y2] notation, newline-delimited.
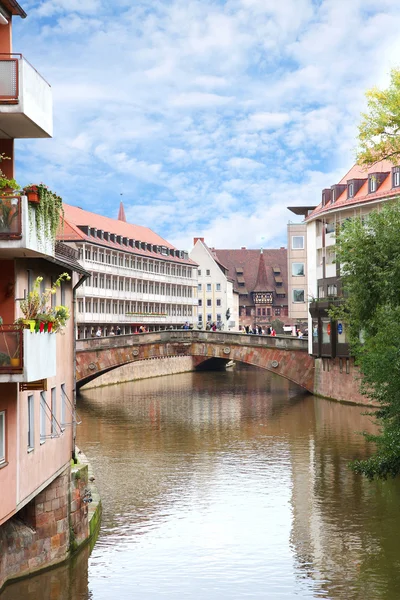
[81, 246, 192, 278]
[85, 274, 193, 297]
[256, 307, 281, 316]
[27, 385, 69, 450]
[198, 314, 222, 323]
[198, 283, 221, 292]
[77, 299, 193, 316]
[199, 299, 222, 307]
[0, 385, 71, 466]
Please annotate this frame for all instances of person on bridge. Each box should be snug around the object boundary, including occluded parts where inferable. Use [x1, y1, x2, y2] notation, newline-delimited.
[271, 328, 276, 337]
[109, 327, 115, 336]
[116, 326, 121, 335]
[96, 327, 102, 337]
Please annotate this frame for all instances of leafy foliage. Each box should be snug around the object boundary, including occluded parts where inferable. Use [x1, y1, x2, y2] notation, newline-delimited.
[357, 69, 400, 166]
[335, 203, 400, 478]
[30, 184, 64, 246]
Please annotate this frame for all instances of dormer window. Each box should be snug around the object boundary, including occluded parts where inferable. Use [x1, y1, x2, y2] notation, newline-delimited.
[321, 189, 331, 207]
[346, 179, 366, 199]
[393, 167, 400, 188]
[369, 176, 377, 193]
[368, 172, 389, 193]
[348, 182, 354, 198]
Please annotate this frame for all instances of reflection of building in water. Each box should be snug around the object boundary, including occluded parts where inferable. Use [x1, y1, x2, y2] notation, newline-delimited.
[289, 399, 400, 599]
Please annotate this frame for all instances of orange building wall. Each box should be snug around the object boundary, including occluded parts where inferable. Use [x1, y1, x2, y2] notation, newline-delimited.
[15, 263, 74, 508]
[0, 260, 15, 323]
[0, 384, 17, 525]
[0, 18, 12, 54]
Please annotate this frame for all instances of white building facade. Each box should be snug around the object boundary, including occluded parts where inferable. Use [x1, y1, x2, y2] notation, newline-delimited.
[190, 238, 239, 330]
[61, 204, 198, 337]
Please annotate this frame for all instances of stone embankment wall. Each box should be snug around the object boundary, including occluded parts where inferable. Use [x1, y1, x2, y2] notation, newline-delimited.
[0, 453, 101, 592]
[313, 357, 371, 405]
[81, 356, 198, 389]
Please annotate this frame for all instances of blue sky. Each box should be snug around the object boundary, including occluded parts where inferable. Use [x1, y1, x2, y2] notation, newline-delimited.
[13, 0, 400, 251]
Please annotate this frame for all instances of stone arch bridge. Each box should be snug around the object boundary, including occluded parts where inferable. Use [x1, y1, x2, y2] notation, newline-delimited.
[76, 330, 314, 392]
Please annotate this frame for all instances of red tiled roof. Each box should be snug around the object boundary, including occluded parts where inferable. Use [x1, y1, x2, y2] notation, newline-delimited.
[59, 203, 197, 265]
[213, 248, 288, 305]
[307, 159, 400, 220]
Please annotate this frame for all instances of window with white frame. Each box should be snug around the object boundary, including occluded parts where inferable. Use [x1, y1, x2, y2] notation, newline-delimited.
[198, 284, 202, 291]
[28, 395, 34, 450]
[40, 392, 46, 443]
[216, 299, 221, 306]
[292, 236, 304, 250]
[216, 283, 221, 291]
[206, 269, 210, 276]
[61, 384, 66, 429]
[207, 299, 212, 306]
[206, 284, 211, 292]
[0, 411, 5, 464]
[51, 387, 57, 436]
[292, 263, 305, 276]
[293, 289, 305, 303]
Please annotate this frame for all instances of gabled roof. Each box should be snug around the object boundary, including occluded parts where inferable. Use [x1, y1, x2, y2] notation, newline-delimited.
[213, 247, 288, 305]
[59, 203, 197, 266]
[307, 159, 399, 220]
[253, 251, 269, 292]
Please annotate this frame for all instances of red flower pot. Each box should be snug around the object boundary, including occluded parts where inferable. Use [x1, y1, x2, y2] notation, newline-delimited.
[47, 322, 53, 333]
[39, 321, 45, 333]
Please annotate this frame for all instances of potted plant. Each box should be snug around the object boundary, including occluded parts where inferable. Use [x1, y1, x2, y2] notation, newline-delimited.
[23, 185, 39, 203]
[16, 273, 71, 332]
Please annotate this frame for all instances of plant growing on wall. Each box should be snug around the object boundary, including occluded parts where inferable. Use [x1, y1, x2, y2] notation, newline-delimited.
[28, 184, 64, 246]
[16, 273, 71, 333]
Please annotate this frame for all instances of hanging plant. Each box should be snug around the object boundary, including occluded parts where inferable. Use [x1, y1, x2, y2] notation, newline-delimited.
[27, 183, 64, 247]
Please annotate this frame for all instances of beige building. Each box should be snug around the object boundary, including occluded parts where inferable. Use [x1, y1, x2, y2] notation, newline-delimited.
[189, 237, 239, 330]
[287, 207, 315, 329]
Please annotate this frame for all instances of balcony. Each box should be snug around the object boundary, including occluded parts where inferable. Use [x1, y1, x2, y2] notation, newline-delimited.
[0, 195, 55, 257]
[0, 54, 52, 139]
[0, 327, 56, 383]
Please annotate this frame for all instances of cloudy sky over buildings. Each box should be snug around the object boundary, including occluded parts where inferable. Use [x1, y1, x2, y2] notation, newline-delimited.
[14, 0, 400, 250]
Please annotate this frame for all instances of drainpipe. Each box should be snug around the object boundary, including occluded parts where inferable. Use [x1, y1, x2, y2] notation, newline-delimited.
[71, 272, 90, 463]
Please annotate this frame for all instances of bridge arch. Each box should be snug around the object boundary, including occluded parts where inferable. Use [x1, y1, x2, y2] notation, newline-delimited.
[76, 331, 314, 392]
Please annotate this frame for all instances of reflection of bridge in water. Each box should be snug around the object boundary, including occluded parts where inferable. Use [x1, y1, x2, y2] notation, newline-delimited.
[76, 331, 314, 392]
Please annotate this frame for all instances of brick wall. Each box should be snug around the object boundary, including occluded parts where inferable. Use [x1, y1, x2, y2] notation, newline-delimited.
[313, 357, 373, 405]
[0, 460, 94, 592]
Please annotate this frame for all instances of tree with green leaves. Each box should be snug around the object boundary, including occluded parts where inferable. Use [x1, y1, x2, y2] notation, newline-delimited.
[357, 68, 400, 166]
[334, 202, 400, 479]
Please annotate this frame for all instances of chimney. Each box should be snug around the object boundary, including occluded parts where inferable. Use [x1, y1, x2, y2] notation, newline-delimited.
[193, 237, 205, 245]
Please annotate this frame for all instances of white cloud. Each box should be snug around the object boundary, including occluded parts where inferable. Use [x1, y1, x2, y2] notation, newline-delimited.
[12, 0, 400, 251]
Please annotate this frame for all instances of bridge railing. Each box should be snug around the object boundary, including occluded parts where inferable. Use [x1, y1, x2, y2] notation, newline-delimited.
[76, 330, 308, 353]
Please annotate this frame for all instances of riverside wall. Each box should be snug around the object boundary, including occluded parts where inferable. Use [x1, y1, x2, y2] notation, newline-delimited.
[0, 453, 101, 593]
[81, 356, 200, 389]
[313, 357, 371, 405]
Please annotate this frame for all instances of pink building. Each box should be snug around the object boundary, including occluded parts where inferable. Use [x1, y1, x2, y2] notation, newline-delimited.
[0, 2, 93, 589]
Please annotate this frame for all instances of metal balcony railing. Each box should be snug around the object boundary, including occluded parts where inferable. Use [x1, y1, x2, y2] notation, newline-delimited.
[0, 325, 23, 372]
[0, 195, 22, 239]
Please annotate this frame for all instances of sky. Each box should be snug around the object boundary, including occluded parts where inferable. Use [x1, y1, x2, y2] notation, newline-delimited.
[12, 0, 400, 251]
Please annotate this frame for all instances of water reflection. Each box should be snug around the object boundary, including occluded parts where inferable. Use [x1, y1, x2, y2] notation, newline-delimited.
[4, 367, 400, 600]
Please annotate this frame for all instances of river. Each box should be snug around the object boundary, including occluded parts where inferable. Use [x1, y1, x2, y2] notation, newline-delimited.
[3, 366, 400, 600]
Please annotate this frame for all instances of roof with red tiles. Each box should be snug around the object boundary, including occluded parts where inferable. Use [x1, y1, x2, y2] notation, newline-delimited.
[307, 159, 400, 220]
[213, 248, 288, 305]
[59, 203, 197, 265]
